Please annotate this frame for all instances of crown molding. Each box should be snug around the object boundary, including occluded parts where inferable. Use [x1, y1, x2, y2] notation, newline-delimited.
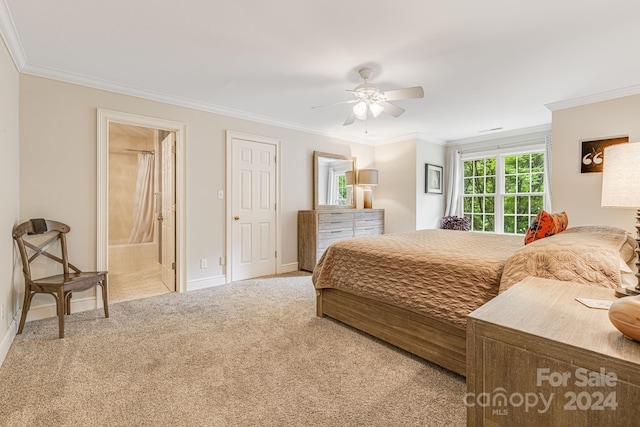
[21, 61, 381, 146]
[545, 84, 640, 112]
[0, 0, 26, 68]
[447, 123, 552, 146]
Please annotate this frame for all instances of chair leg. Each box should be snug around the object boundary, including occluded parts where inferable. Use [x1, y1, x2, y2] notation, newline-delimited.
[56, 288, 65, 339]
[17, 287, 35, 334]
[101, 277, 109, 318]
[65, 291, 72, 315]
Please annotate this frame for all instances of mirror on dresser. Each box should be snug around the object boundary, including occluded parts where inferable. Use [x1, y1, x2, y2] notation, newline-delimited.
[313, 151, 356, 210]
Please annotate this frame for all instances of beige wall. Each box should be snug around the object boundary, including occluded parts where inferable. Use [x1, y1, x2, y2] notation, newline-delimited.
[416, 139, 446, 229]
[0, 37, 20, 361]
[18, 75, 374, 293]
[373, 138, 446, 233]
[552, 95, 640, 233]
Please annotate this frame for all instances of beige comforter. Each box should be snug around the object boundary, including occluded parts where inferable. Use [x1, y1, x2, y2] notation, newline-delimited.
[312, 226, 637, 328]
[312, 229, 523, 328]
[499, 225, 637, 292]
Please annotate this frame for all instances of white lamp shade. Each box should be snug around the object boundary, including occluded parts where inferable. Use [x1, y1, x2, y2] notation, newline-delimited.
[353, 101, 367, 120]
[601, 143, 640, 207]
[369, 102, 384, 118]
[358, 169, 378, 186]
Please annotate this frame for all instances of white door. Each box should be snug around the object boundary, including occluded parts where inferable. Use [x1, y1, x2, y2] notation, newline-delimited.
[161, 132, 176, 290]
[231, 138, 277, 281]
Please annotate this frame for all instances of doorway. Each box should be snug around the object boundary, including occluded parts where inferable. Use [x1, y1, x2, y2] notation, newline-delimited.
[97, 109, 186, 303]
[107, 123, 175, 302]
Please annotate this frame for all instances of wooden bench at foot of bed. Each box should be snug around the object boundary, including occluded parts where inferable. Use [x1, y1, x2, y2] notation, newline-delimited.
[316, 288, 467, 376]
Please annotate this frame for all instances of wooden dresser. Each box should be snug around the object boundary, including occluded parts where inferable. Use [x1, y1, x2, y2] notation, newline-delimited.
[298, 209, 384, 272]
[467, 277, 640, 426]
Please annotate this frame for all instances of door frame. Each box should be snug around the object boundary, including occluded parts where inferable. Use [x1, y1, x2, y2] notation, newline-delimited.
[97, 109, 187, 293]
[225, 131, 282, 283]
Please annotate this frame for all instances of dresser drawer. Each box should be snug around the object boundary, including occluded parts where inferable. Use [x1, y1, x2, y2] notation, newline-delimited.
[318, 228, 354, 243]
[354, 226, 383, 237]
[355, 210, 383, 221]
[318, 212, 355, 230]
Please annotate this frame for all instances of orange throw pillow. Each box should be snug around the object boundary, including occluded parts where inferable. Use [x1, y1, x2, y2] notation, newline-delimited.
[524, 211, 568, 245]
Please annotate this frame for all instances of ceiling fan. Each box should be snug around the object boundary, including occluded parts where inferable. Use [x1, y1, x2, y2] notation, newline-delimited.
[315, 68, 424, 126]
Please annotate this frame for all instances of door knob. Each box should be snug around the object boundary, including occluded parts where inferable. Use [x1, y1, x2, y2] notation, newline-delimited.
[234, 216, 240, 221]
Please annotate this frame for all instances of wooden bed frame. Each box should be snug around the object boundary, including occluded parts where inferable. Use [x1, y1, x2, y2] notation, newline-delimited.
[316, 288, 467, 376]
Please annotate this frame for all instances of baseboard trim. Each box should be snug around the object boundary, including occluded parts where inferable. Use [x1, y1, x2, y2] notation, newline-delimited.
[0, 312, 19, 367]
[187, 275, 227, 291]
[279, 262, 299, 273]
[25, 296, 98, 322]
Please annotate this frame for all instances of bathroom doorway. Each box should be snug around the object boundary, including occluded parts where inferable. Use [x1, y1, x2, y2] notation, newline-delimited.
[108, 123, 176, 302]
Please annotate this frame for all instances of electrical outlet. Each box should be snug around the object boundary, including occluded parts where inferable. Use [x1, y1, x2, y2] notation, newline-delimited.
[0, 304, 5, 321]
[219, 256, 226, 266]
[217, 190, 224, 199]
[200, 258, 208, 269]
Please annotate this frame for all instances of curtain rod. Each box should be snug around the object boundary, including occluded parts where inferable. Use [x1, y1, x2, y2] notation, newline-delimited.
[110, 148, 155, 155]
[459, 137, 547, 155]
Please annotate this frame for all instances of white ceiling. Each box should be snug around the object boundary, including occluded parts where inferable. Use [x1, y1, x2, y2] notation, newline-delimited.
[3, 0, 640, 144]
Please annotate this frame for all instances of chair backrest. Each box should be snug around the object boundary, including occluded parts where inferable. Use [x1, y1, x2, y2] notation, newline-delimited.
[12, 219, 81, 281]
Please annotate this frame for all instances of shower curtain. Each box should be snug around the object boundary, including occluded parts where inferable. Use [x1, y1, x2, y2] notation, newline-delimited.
[128, 152, 155, 244]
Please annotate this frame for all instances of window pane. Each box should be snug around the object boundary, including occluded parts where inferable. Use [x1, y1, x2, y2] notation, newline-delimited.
[485, 196, 495, 214]
[516, 196, 529, 215]
[486, 158, 496, 175]
[517, 155, 531, 173]
[486, 176, 495, 193]
[504, 216, 515, 234]
[464, 178, 474, 194]
[474, 177, 485, 194]
[504, 196, 515, 214]
[532, 153, 544, 172]
[505, 156, 516, 174]
[505, 175, 517, 193]
[473, 197, 483, 213]
[517, 175, 531, 193]
[463, 197, 472, 213]
[474, 160, 485, 176]
[531, 172, 544, 192]
[485, 215, 495, 232]
[516, 215, 530, 234]
[473, 215, 483, 231]
[531, 196, 543, 213]
[464, 161, 474, 177]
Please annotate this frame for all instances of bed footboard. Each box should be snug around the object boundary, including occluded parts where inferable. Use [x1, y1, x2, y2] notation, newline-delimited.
[316, 288, 466, 376]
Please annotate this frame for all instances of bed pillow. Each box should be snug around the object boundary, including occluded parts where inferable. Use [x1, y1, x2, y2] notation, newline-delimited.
[524, 211, 568, 245]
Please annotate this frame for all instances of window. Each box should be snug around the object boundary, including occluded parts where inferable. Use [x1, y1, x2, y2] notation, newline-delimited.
[462, 150, 545, 234]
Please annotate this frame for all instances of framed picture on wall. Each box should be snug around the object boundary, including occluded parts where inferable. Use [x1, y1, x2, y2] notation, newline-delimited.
[425, 163, 443, 194]
[580, 136, 628, 173]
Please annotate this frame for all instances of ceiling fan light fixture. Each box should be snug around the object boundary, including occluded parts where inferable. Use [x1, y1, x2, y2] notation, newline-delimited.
[353, 101, 368, 120]
[369, 102, 384, 118]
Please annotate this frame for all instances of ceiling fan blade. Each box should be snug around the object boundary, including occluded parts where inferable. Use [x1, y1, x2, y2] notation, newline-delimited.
[311, 99, 358, 109]
[343, 111, 356, 126]
[381, 101, 405, 118]
[382, 86, 424, 101]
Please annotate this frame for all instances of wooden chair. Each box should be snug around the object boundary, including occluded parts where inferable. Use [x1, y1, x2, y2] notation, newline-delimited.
[13, 219, 109, 338]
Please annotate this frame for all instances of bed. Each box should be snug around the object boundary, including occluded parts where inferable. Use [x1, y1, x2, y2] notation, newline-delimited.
[312, 225, 637, 376]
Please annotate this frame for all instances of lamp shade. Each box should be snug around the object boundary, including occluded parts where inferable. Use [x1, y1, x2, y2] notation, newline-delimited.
[345, 170, 354, 186]
[358, 169, 378, 186]
[601, 143, 640, 207]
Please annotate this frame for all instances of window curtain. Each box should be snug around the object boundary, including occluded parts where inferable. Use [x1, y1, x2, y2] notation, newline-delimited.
[128, 152, 155, 244]
[544, 133, 552, 211]
[444, 149, 462, 217]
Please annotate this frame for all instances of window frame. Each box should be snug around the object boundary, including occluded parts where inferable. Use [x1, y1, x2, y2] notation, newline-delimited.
[460, 143, 546, 234]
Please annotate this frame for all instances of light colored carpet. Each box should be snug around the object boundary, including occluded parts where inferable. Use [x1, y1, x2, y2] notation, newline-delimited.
[0, 273, 465, 426]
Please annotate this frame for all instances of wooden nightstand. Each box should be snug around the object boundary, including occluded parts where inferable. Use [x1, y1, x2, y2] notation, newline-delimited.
[467, 277, 640, 426]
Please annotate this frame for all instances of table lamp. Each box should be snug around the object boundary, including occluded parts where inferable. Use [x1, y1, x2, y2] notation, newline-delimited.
[601, 142, 640, 297]
[357, 169, 378, 209]
[602, 142, 640, 341]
